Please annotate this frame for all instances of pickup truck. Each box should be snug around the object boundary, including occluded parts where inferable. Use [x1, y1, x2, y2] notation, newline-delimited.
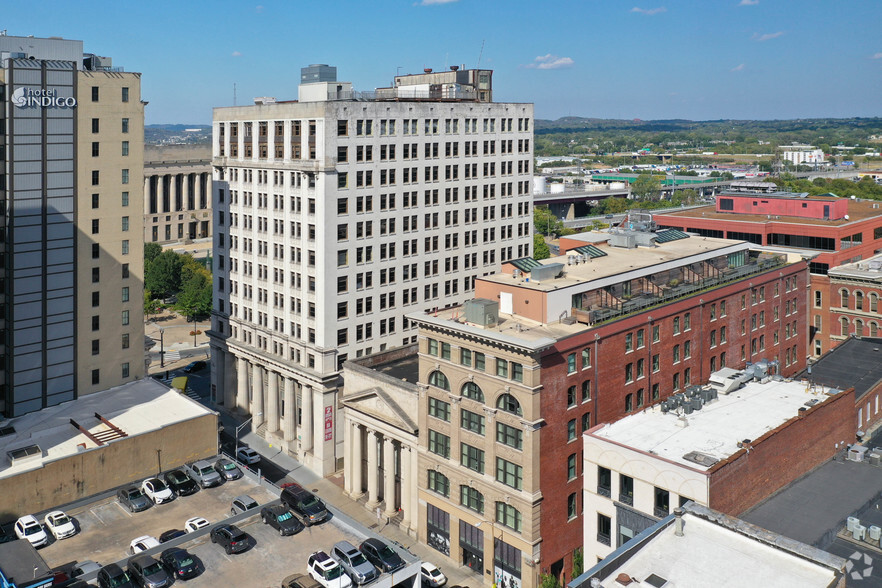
[183, 459, 222, 488]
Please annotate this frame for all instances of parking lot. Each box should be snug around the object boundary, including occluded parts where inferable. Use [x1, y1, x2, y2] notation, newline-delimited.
[38, 468, 393, 587]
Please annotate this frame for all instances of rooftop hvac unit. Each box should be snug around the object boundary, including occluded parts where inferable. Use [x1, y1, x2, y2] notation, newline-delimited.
[463, 299, 499, 328]
[849, 445, 869, 462]
[660, 400, 670, 413]
[853, 524, 867, 541]
[513, 269, 522, 278]
[847, 517, 860, 533]
[870, 453, 881, 466]
[691, 398, 703, 411]
[870, 526, 882, 543]
[683, 404, 694, 415]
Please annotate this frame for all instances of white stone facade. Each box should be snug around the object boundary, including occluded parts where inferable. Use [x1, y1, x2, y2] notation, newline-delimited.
[209, 93, 534, 475]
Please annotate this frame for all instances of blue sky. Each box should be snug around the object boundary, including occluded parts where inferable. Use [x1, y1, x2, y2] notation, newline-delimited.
[5, 0, 881, 124]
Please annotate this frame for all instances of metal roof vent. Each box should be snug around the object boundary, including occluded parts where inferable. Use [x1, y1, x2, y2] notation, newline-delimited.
[7, 444, 42, 466]
[644, 573, 669, 587]
[463, 299, 499, 328]
[682, 451, 719, 467]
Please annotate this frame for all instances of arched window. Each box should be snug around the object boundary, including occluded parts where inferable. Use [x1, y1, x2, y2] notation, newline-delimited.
[461, 382, 484, 403]
[841, 289, 850, 309]
[840, 317, 849, 336]
[459, 485, 484, 514]
[429, 370, 450, 391]
[871, 322, 879, 338]
[870, 293, 879, 313]
[856, 291, 864, 311]
[496, 393, 523, 416]
[856, 319, 864, 338]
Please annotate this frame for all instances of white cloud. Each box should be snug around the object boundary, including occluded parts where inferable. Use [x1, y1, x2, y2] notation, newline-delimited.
[418, 0, 458, 5]
[731, 63, 745, 71]
[752, 31, 784, 41]
[524, 54, 575, 70]
[873, 52, 882, 59]
[739, 0, 759, 5]
[630, 6, 667, 15]
[231, 51, 242, 57]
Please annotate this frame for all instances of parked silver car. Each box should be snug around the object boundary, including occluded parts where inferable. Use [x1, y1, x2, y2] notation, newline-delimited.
[332, 541, 378, 585]
[183, 460, 222, 488]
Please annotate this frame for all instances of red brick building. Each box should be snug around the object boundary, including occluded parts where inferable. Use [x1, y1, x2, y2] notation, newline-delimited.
[653, 191, 882, 357]
[411, 225, 808, 588]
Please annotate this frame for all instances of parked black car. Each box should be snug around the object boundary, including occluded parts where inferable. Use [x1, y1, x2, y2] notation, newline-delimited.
[97, 563, 136, 588]
[159, 547, 201, 581]
[209, 524, 250, 555]
[183, 360, 206, 373]
[159, 529, 186, 543]
[280, 484, 328, 526]
[260, 504, 304, 536]
[359, 538, 404, 573]
[164, 468, 199, 496]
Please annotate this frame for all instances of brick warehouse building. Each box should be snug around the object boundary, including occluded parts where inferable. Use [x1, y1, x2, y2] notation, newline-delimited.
[406, 221, 808, 588]
[653, 190, 882, 358]
[813, 252, 882, 355]
[582, 377, 855, 563]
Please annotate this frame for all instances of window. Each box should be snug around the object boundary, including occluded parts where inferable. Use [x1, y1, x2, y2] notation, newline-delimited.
[122, 118, 130, 133]
[582, 347, 592, 369]
[121, 87, 129, 102]
[495, 457, 523, 490]
[625, 363, 633, 383]
[567, 386, 577, 407]
[441, 342, 451, 360]
[121, 216, 129, 232]
[461, 382, 484, 402]
[625, 393, 633, 412]
[92, 141, 99, 156]
[581, 380, 591, 402]
[460, 409, 485, 435]
[460, 443, 485, 473]
[815, 291, 822, 308]
[597, 513, 611, 546]
[511, 362, 523, 382]
[122, 170, 129, 185]
[122, 362, 130, 378]
[567, 419, 577, 441]
[597, 466, 611, 497]
[461, 348, 472, 366]
[121, 287, 129, 302]
[496, 502, 522, 532]
[567, 353, 577, 373]
[496, 422, 523, 450]
[428, 397, 450, 421]
[91, 118, 99, 133]
[426, 369, 451, 391]
[652, 325, 660, 342]
[428, 430, 450, 458]
[625, 333, 633, 352]
[620, 475, 634, 506]
[496, 358, 508, 378]
[122, 310, 130, 325]
[122, 141, 129, 156]
[475, 352, 485, 371]
[654, 487, 670, 518]
[496, 393, 522, 416]
[91, 170, 99, 186]
[460, 486, 484, 514]
[92, 316, 99, 331]
[91, 86, 99, 101]
[122, 263, 129, 278]
[427, 470, 449, 497]
[92, 339, 100, 355]
[568, 493, 578, 520]
[673, 317, 680, 334]
[581, 412, 591, 431]
[122, 333, 129, 349]
[92, 267, 100, 283]
[122, 191, 129, 206]
[91, 369, 100, 385]
[567, 454, 577, 480]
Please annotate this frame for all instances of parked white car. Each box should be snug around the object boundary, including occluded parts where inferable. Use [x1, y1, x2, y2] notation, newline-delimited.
[421, 562, 447, 588]
[184, 517, 210, 533]
[129, 535, 161, 555]
[14, 515, 48, 547]
[44, 511, 77, 540]
[236, 447, 261, 465]
[142, 477, 175, 504]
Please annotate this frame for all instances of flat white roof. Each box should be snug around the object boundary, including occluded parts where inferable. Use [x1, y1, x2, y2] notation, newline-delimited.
[599, 511, 839, 587]
[590, 379, 835, 470]
[0, 378, 215, 480]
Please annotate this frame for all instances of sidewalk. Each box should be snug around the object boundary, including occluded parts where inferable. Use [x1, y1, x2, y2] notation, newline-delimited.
[214, 408, 481, 588]
[145, 308, 211, 375]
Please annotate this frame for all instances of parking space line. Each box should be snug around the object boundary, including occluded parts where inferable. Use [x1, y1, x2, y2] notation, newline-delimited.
[89, 507, 106, 526]
[115, 502, 134, 517]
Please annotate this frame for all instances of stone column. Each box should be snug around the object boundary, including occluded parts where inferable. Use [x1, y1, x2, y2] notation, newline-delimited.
[266, 371, 279, 433]
[302, 384, 314, 452]
[350, 422, 364, 499]
[283, 378, 295, 441]
[366, 430, 380, 508]
[400, 445, 411, 529]
[169, 173, 178, 212]
[409, 443, 419, 534]
[143, 176, 151, 216]
[157, 174, 166, 213]
[251, 363, 264, 427]
[384, 437, 398, 517]
[236, 356, 249, 413]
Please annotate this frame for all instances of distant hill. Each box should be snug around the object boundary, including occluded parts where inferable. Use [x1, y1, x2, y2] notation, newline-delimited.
[534, 116, 882, 135]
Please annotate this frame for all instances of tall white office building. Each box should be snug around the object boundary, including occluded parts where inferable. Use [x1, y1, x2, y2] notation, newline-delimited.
[209, 67, 534, 474]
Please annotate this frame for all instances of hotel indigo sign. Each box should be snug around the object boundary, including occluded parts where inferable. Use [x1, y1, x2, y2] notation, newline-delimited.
[11, 87, 77, 108]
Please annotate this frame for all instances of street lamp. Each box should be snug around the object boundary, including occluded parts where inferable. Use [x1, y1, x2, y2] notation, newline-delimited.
[234, 413, 261, 458]
[157, 325, 166, 368]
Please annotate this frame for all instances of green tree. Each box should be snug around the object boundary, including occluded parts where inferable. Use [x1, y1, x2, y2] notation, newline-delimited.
[144, 242, 162, 264]
[534, 207, 565, 237]
[144, 291, 161, 320]
[175, 263, 212, 320]
[145, 250, 184, 299]
[573, 547, 584, 578]
[538, 574, 561, 588]
[599, 196, 631, 214]
[533, 234, 550, 260]
[630, 175, 661, 200]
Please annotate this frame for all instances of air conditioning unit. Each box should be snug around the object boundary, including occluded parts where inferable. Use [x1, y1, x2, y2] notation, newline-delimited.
[869, 526, 881, 543]
[853, 524, 867, 541]
[847, 517, 860, 533]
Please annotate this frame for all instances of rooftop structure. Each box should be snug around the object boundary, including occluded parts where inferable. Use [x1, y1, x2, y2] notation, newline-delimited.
[571, 503, 846, 588]
[593, 377, 837, 471]
[583, 373, 855, 563]
[0, 378, 212, 480]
